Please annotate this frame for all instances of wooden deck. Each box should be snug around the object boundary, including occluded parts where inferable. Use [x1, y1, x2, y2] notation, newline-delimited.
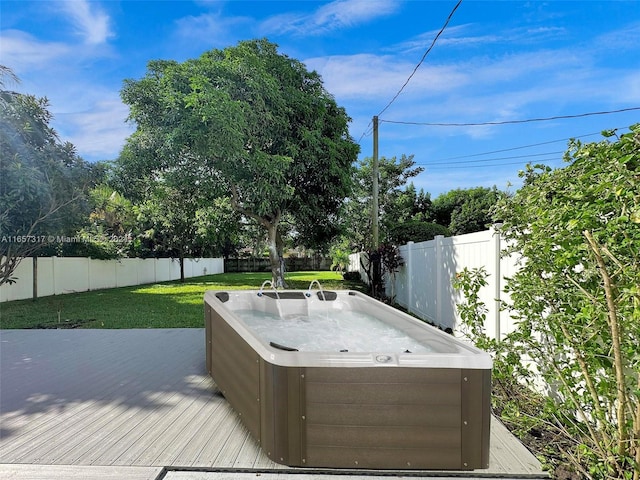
[0, 329, 548, 479]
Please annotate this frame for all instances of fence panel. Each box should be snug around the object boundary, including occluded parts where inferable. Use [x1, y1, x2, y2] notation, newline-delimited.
[114, 259, 140, 288]
[223, 257, 331, 273]
[88, 259, 117, 291]
[0, 259, 33, 302]
[497, 246, 521, 339]
[447, 231, 500, 335]
[136, 259, 157, 286]
[36, 257, 56, 298]
[350, 227, 518, 339]
[0, 256, 224, 302]
[53, 257, 89, 295]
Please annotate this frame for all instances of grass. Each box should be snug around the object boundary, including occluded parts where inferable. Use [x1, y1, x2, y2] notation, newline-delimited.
[0, 271, 368, 329]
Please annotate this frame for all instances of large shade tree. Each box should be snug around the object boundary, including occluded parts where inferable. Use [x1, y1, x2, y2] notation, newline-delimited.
[120, 39, 359, 286]
[0, 69, 93, 286]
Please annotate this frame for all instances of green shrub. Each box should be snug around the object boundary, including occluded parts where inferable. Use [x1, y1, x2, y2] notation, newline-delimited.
[387, 220, 450, 244]
[493, 125, 640, 479]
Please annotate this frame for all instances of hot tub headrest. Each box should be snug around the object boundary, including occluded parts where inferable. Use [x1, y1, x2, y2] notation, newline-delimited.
[215, 292, 230, 302]
[315, 291, 337, 301]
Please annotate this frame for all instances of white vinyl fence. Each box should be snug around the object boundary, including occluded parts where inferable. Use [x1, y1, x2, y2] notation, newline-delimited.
[0, 257, 224, 302]
[350, 227, 520, 338]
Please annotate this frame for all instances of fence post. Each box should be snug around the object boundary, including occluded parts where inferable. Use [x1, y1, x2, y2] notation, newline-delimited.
[51, 256, 57, 295]
[32, 257, 37, 299]
[86, 257, 91, 292]
[492, 226, 503, 340]
[435, 235, 444, 326]
[405, 242, 414, 315]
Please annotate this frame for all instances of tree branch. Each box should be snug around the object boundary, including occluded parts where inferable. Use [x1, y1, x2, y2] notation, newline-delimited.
[584, 230, 629, 462]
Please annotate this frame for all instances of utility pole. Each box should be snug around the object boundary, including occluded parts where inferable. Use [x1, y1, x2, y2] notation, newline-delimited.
[372, 115, 379, 249]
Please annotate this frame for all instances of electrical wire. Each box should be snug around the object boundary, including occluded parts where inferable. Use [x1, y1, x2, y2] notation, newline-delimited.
[426, 157, 564, 170]
[357, 123, 373, 144]
[355, 0, 462, 143]
[376, 0, 463, 118]
[429, 131, 605, 161]
[380, 106, 640, 127]
[388, 125, 630, 168]
[416, 150, 565, 166]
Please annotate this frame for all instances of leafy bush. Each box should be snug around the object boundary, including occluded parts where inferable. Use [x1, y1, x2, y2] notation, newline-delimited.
[360, 243, 403, 301]
[387, 220, 450, 244]
[329, 237, 352, 274]
[453, 267, 554, 471]
[492, 125, 640, 479]
[432, 186, 504, 234]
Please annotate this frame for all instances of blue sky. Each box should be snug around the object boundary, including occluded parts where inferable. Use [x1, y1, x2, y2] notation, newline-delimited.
[2, 0, 639, 197]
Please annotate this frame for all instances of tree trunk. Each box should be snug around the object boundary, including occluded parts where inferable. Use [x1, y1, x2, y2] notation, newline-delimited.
[266, 222, 286, 288]
[229, 184, 286, 287]
[179, 252, 185, 283]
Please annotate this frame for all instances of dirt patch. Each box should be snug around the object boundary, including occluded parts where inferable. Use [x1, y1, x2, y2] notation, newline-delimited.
[29, 318, 98, 329]
[517, 425, 582, 480]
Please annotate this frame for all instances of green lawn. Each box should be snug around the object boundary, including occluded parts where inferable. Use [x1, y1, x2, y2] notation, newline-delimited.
[0, 271, 367, 329]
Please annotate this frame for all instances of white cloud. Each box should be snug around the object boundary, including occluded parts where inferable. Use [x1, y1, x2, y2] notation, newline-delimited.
[55, 96, 134, 161]
[392, 22, 568, 57]
[316, 28, 640, 161]
[173, 11, 251, 49]
[1, 31, 131, 162]
[313, 0, 399, 29]
[57, 0, 113, 45]
[1, 3, 122, 162]
[260, 0, 400, 36]
[392, 24, 500, 54]
[592, 21, 640, 52]
[624, 72, 640, 103]
[306, 53, 466, 100]
[0, 30, 70, 73]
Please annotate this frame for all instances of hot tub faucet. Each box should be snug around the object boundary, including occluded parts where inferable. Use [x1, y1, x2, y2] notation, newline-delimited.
[258, 280, 280, 299]
[306, 279, 325, 300]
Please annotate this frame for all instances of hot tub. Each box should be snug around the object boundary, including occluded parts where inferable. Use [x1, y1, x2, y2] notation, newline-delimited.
[204, 289, 492, 470]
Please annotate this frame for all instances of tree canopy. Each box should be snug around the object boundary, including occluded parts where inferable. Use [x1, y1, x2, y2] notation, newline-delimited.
[431, 186, 504, 235]
[0, 72, 93, 285]
[119, 39, 359, 286]
[345, 154, 427, 250]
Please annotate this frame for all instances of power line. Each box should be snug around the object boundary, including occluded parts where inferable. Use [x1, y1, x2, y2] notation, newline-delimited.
[429, 131, 605, 161]
[416, 150, 565, 166]
[380, 106, 640, 127]
[426, 156, 565, 170]
[357, 0, 462, 143]
[426, 128, 625, 163]
[357, 123, 373, 144]
[376, 0, 463, 118]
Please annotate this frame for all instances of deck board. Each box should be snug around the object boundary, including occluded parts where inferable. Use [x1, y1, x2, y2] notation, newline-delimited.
[0, 464, 162, 480]
[0, 329, 548, 478]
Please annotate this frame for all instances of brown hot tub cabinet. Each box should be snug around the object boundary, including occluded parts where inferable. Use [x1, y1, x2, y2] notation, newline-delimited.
[204, 290, 492, 470]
